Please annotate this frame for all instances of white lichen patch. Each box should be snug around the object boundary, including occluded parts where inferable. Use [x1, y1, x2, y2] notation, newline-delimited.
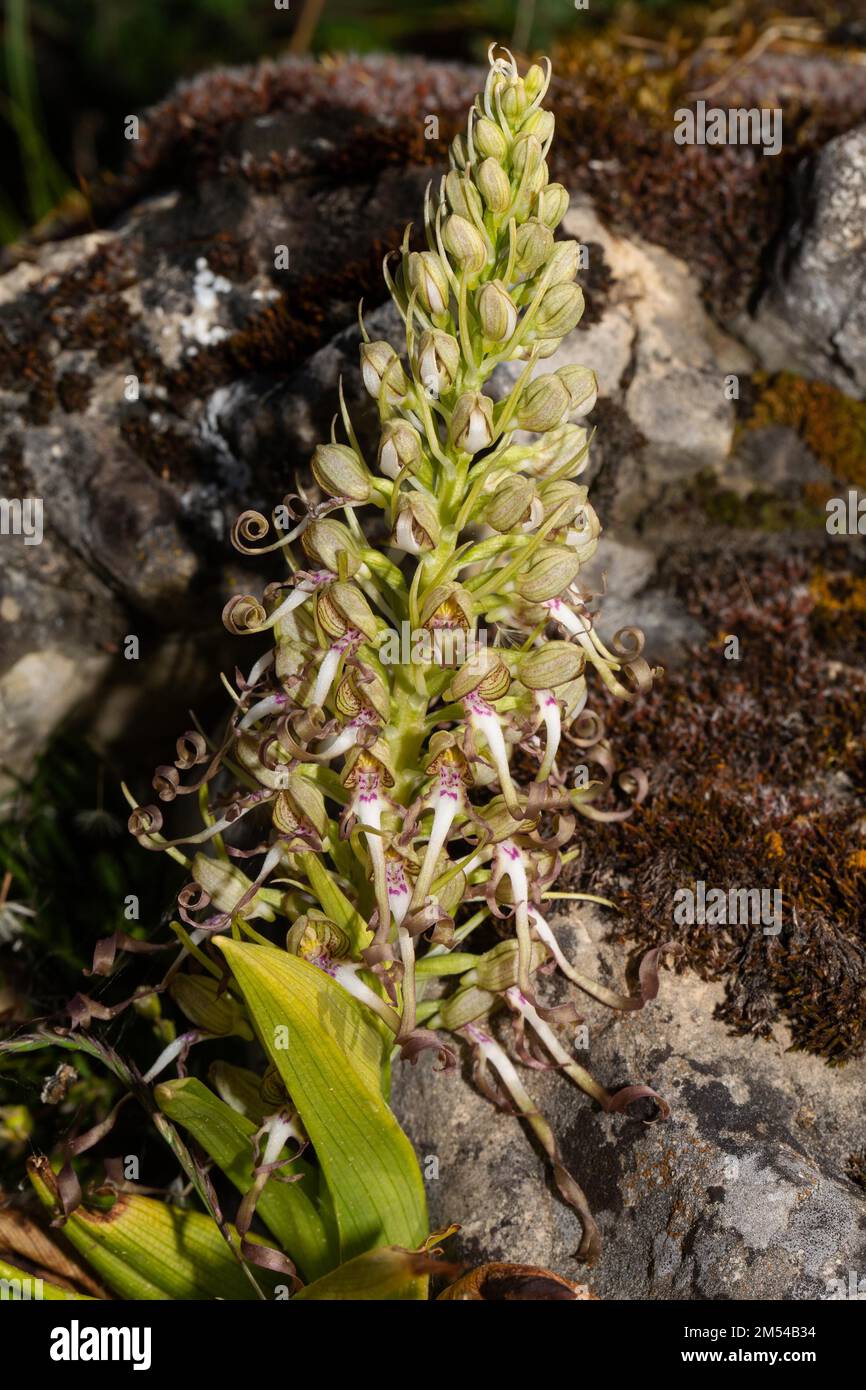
[180, 258, 233, 347]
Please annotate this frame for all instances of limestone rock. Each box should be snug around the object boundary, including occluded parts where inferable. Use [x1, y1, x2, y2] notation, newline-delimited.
[740, 124, 866, 397]
[392, 909, 866, 1300]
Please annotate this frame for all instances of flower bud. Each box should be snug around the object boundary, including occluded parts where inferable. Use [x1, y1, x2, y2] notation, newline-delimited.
[447, 648, 511, 701]
[477, 280, 518, 342]
[407, 251, 450, 317]
[519, 640, 585, 689]
[450, 132, 468, 169]
[302, 517, 362, 574]
[520, 108, 555, 143]
[523, 64, 548, 102]
[514, 219, 554, 276]
[378, 419, 423, 478]
[481, 473, 537, 531]
[515, 544, 582, 601]
[538, 186, 569, 232]
[533, 282, 585, 338]
[274, 770, 329, 838]
[380, 355, 413, 411]
[517, 374, 570, 432]
[416, 329, 460, 398]
[511, 133, 542, 182]
[473, 116, 508, 161]
[476, 157, 511, 214]
[438, 984, 496, 1030]
[442, 214, 487, 274]
[360, 341, 397, 399]
[473, 937, 547, 990]
[431, 851, 467, 919]
[311, 443, 371, 502]
[556, 365, 598, 417]
[316, 580, 378, 641]
[522, 338, 561, 360]
[450, 392, 494, 454]
[523, 423, 589, 479]
[543, 240, 581, 286]
[538, 479, 588, 527]
[501, 79, 528, 123]
[393, 493, 441, 553]
[445, 169, 483, 223]
[192, 852, 272, 920]
[170, 974, 253, 1039]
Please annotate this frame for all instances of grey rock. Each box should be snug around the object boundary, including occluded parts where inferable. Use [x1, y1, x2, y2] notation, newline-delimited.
[392, 908, 866, 1299]
[740, 124, 866, 397]
[0, 61, 854, 786]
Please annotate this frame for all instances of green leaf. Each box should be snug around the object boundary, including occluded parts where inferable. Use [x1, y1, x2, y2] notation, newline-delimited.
[292, 1245, 429, 1301]
[216, 938, 427, 1261]
[155, 1076, 337, 1281]
[297, 851, 372, 953]
[0, 1257, 96, 1300]
[27, 1158, 279, 1301]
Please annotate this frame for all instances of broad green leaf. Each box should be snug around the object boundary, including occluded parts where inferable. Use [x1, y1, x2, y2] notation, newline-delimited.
[292, 1245, 429, 1301]
[28, 1157, 279, 1301]
[0, 1258, 96, 1300]
[155, 1076, 337, 1281]
[216, 938, 427, 1261]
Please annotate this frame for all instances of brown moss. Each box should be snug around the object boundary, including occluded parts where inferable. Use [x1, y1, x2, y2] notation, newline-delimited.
[846, 1149, 866, 1191]
[227, 232, 404, 375]
[119, 414, 204, 486]
[0, 243, 156, 426]
[550, 11, 866, 309]
[808, 568, 866, 662]
[56, 370, 93, 414]
[560, 553, 866, 1062]
[573, 242, 612, 330]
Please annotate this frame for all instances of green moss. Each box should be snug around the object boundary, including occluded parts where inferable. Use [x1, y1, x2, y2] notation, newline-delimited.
[739, 371, 866, 487]
[686, 468, 825, 532]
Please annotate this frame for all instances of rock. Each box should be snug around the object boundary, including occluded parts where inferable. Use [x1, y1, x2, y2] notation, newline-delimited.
[0, 54, 855, 786]
[740, 124, 866, 397]
[392, 908, 866, 1300]
[0, 65, 472, 786]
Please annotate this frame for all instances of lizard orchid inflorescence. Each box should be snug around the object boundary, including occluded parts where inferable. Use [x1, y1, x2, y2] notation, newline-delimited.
[128, 46, 671, 1262]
